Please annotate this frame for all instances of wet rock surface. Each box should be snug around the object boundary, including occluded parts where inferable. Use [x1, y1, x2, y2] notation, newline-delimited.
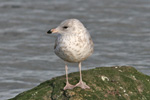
[9, 66, 150, 100]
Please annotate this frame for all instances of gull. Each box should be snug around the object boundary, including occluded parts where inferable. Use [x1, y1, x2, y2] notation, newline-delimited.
[47, 19, 94, 90]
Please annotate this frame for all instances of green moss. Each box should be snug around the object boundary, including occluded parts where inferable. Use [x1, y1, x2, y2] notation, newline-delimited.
[9, 66, 150, 100]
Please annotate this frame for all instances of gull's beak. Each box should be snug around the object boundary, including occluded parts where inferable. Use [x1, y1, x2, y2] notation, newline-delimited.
[47, 28, 58, 34]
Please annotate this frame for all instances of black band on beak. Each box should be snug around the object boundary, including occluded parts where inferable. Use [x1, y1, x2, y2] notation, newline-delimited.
[47, 30, 52, 34]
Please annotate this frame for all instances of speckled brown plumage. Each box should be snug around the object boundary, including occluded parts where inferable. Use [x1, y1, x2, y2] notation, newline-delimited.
[47, 19, 94, 90]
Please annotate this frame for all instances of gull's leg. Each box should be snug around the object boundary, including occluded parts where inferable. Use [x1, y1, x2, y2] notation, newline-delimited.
[64, 63, 74, 90]
[75, 62, 90, 89]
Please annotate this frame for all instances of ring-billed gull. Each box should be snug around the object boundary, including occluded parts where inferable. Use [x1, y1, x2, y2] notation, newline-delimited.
[47, 19, 94, 90]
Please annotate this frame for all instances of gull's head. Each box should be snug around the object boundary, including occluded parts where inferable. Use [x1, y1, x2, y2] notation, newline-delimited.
[47, 19, 86, 35]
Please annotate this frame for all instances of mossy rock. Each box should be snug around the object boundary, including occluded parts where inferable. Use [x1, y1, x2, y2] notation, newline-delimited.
[9, 66, 150, 100]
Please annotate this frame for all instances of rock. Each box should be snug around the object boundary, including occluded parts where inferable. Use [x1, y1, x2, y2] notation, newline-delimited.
[9, 66, 150, 100]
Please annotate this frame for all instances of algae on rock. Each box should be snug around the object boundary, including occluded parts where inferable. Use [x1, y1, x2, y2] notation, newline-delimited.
[9, 66, 150, 100]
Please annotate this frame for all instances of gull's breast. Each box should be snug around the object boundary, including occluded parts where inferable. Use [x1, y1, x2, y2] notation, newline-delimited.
[54, 35, 93, 63]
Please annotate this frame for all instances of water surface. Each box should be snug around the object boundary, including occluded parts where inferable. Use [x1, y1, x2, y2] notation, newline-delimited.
[0, 0, 150, 99]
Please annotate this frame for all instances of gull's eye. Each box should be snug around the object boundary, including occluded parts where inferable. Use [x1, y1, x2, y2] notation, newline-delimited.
[63, 26, 68, 29]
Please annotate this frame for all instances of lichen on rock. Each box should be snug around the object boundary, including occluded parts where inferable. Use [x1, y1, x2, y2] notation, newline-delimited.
[9, 66, 150, 100]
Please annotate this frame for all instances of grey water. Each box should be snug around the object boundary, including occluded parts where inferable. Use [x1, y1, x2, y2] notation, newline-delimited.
[0, 0, 150, 99]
